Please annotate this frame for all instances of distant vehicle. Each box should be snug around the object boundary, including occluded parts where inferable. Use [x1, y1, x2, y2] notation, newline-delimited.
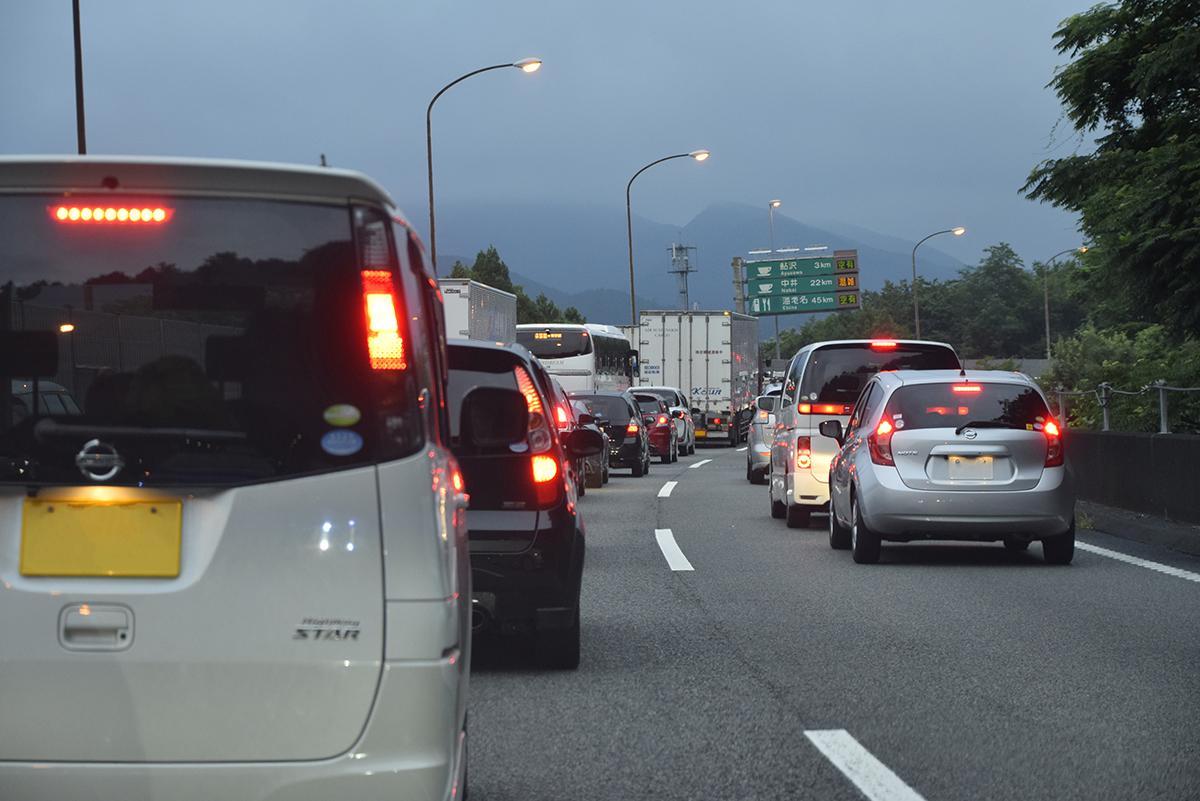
[438, 278, 518, 343]
[823, 370, 1075, 564]
[446, 340, 603, 668]
[572, 398, 610, 488]
[633, 392, 679, 463]
[632, 385, 696, 455]
[547, 375, 589, 496]
[636, 310, 758, 446]
[572, 391, 651, 477]
[0, 156, 470, 798]
[516, 323, 634, 393]
[746, 386, 783, 484]
[769, 339, 961, 528]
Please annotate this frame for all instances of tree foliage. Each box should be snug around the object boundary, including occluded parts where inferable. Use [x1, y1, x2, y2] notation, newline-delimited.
[1022, 0, 1200, 335]
[449, 246, 584, 325]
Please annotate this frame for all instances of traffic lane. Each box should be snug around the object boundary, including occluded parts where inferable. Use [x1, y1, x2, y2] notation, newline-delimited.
[662, 448, 1200, 801]
[468, 449, 860, 801]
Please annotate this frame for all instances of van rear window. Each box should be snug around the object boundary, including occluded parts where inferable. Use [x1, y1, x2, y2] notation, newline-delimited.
[799, 344, 959, 405]
[885, 383, 1052, 430]
[0, 195, 422, 488]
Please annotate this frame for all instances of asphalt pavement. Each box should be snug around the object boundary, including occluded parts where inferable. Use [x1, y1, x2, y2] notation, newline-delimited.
[469, 445, 1200, 800]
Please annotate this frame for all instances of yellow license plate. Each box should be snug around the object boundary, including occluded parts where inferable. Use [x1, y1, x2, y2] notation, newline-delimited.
[695, 429, 707, 438]
[20, 498, 182, 577]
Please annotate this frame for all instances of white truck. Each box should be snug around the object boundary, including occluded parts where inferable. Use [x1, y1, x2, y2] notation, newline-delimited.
[438, 278, 518, 343]
[636, 310, 759, 445]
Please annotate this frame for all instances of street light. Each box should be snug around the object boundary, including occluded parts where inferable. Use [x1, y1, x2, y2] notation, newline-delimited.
[625, 150, 710, 332]
[910, 226, 966, 338]
[766, 200, 784, 360]
[1039, 246, 1088, 362]
[425, 58, 542, 273]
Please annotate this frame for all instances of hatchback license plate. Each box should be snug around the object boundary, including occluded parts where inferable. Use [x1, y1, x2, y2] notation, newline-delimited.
[947, 455, 993, 480]
[20, 498, 182, 577]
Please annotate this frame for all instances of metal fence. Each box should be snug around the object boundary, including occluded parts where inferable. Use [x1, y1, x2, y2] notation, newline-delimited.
[1052, 381, 1200, 434]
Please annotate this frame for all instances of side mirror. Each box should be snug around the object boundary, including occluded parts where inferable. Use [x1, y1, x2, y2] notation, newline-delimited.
[818, 419, 844, 446]
[672, 409, 685, 419]
[563, 427, 604, 458]
[756, 396, 778, 412]
[578, 412, 595, 426]
[458, 387, 527, 451]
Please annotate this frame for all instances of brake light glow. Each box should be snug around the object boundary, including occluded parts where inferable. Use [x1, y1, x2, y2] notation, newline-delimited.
[798, 404, 811, 414]
[870, 340, 898, 350]
[556, 404, 569, 428]
[50, 204, 172, 224]
[360, 270, 407, 370]
[951, 384, 982, 393]
[1044, 419, 1064, 467]
[795, 436, 812, 470]
[626, 422, 640, 434]
[514, 367, 543, 413]
[868, 418, 896, 466]
[531, 454, 559, 483]
[713, 418, 722, 425]
[797, 403, 850, 415]
[451, 470, 465, 493]
[657, 415, 669, 426]
[757, 409, 770, 422]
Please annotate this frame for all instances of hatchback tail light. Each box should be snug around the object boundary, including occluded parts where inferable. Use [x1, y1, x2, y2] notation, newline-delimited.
[868, 418, 896, 466]
[361, 269, 407, 371]
[1043, 419, 1064, 467]
[626, 421, 640, 435]
[555, 404, 569, 429]
[795, 436, 812, 470]
[657, 415, 669, 426]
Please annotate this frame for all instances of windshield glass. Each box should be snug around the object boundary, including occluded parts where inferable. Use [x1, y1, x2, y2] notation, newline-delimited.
[516, 328, 592, 358]
[0, 195, 420, 487]
[886, 382, 1053, 430]
[799, 344, 960, 405]
[571, 394, 629, 422]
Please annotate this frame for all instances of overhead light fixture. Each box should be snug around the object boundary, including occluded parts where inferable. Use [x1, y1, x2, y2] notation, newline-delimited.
[513, 58, 542, 73]
[804, 245, 828, 251]
[689, 149, 710, 162]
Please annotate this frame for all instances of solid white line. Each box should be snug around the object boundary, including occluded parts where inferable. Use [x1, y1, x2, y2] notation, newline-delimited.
[654, 528, 694, 571]
[1076, 541, 1200, 584]
[657, 481, 678, 498]
[804, 730, 926, 801]
[689, 459, 713, 469]
[737, 446, 748, 452]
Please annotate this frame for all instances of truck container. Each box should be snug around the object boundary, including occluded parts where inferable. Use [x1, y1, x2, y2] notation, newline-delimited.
[438, 278, 518, 343]
[636, 310, 759, 444]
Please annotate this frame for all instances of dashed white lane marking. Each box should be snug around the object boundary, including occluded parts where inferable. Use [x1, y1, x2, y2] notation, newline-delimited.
[804, 730, 926, 801]
[737, 446, 748, 452]
[1076, 541, 1200, 584]
[654, 528, 694, 571]
[657, 481, 678, 498]
[689, 459, 712, 469]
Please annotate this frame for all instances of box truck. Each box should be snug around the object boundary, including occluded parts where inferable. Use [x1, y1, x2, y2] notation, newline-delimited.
[438, 278, 518, 343]
[636, 310, 759, 444]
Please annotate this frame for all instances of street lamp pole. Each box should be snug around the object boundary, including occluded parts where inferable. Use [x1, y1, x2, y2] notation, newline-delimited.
[1039, 246, 1088, 362]
[625, 150, 710, 332]
[768, 199, 782, 361]
[910, 226, 965, 338]
[72, 0, 86, 154]
[425, 58, 541, 274]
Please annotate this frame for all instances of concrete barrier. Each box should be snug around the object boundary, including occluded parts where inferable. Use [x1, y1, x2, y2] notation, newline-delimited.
[1066, 430, 1200, 524]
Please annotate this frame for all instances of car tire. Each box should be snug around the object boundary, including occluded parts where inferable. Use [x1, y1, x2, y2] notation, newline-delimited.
[602, 462, 610, 484]
[631, 457, 645, 477]
[1003, 536, 1030, 552]
[786, 503, 811, 529]
[585, 463, 602, 489]
[829, 502, 851, 550]
[770, 485, 786, 519]
[851, 495, 881, 564]
[1042, 520, 1075, 565]
[535, 605, 581, 670]
[746, 460, 754, 483]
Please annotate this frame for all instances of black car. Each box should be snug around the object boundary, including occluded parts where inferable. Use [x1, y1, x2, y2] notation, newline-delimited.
[571, 391, 651, 477]
[447, 341, 603, 669]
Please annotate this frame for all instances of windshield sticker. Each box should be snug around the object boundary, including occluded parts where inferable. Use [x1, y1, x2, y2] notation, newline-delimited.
[323, 404, 362, 427]
[321, 430, 363, 456]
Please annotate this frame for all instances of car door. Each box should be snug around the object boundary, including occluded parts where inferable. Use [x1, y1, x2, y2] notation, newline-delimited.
[830, 381, 878, 522]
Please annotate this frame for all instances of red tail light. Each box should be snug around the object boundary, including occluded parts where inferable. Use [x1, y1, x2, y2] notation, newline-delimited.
[795, 436, 812, 470]
[868, 418, 895, 466]
[870, 340, 898, 350]
[1044, 419, 1064, 467]
[797, 403, 852, 415]
[361, 270, 407, 371]
[712, 417, 722, 425]
[514, 367, 543, 414]
[626, 421, 640, 434]
[657, 415, 669, 426]
[532, 454, 559, 483]
[951, 384, 982, 393]
[556, 404, 569, 428]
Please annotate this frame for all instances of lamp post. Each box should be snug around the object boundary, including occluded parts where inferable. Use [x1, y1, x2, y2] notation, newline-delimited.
[910, 226, 965, 338]
[767, 199, 782, 360]
[425, 57, 541, 273]
[1039, 246, 1088, 362]
[72, 0, 86, 154]
[625, 150, 710, 332]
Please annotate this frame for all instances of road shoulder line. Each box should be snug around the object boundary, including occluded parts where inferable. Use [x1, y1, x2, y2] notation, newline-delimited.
[1077, 540, 1200, 584]
[804, 730, 926, 801]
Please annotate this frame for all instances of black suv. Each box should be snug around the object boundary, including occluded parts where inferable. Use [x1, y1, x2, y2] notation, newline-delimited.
[571, 391, 651, 477]
[447, 341, 603, 669]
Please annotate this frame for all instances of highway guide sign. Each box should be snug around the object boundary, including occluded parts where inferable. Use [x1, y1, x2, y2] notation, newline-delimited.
[745, 249, 861, 316]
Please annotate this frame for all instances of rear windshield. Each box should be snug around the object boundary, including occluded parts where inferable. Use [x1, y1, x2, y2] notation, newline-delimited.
[571, 394, 630, 422]
[799, 344, 960, 405]
[636, 388, 678, 406]
[0, 194, 421, 488]
[634, 396, 665, 414]
[517, 328, 592, 358]
[446, 348, 525, 439]
[886, 383, 1053, 431]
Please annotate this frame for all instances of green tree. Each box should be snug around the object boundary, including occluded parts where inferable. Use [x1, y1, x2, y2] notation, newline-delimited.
[450, 245, 585, 325]
[1022, 0, 1200, 335]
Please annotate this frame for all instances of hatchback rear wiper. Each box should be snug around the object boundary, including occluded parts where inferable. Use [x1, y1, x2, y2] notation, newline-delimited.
[34, 419, 247, 443]
[954, 420, 1025, 435]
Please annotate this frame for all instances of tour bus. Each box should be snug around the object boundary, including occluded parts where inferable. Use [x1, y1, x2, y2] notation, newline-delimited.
[516, 323, 633, 393]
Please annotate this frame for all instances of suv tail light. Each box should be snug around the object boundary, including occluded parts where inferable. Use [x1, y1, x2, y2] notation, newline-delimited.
[555, 404, 570, 429]
[657, 414, 669, 426]
[626, 421, 640, 435]
[868, 418, 895, 466]
[795, 436, 811, 470]
[360, 269, 408, 371]
[514, 366, 562, 507]
[1044, 419, 1064, 467]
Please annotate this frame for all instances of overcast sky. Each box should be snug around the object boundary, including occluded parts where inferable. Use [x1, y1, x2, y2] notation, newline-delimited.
[2, 0, 1089, 266]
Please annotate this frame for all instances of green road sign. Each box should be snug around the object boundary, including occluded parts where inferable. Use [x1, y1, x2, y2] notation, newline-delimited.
[746, 273, 861, 298]
[747, 291, 861, 315]
[744, 257, 834, 280]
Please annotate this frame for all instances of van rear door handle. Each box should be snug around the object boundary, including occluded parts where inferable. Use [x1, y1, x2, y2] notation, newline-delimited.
[59, 603, 134, 651]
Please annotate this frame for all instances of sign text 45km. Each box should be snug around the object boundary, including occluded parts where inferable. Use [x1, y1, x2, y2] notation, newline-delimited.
[744, 249, 861, 315]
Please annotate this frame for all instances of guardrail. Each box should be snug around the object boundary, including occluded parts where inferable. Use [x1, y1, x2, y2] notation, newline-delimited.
[1052, 382, 1200, 434]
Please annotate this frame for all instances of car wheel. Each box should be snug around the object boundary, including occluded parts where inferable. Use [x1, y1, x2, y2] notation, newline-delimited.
[643, 453, 651, 475]
[786, 502, 811, 529]
[829, 500, 851, 550]
[1003, 536, 1030, 552]
[534, 605, 581, 670]
[577, 469, 586, 496]
[851, 495, 881, 564]
[631, 457, 645, 477]
[770, 481, 786, 519]
[585, 463, 602, 489]
[1042, 520, 1075, 565]
[602, 462, 610, 484]
[746, 460, 754, 483]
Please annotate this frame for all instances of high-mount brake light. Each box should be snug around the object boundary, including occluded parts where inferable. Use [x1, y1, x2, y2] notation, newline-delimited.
[51, 204, 173, 224]
[1043, 419, 1064, 467]
[360, 270, 407, 370]
[797, 403, 850, 415]
[871, 340, 898, 350]
[868, 418, 896, 466]
[951, 384, 982, 393]
[795, 436, 812, 470]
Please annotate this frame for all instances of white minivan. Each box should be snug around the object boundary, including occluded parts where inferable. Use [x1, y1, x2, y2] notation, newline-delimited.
[0, 157, 470, 800]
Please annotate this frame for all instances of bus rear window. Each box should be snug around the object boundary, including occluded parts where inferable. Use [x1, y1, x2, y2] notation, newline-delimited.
[885, 383, 1052, 430]
[516, 329, 592, 358]
[799, 343, 959, 405]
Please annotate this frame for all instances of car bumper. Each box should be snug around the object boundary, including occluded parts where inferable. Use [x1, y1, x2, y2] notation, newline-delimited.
[609, 440, 642, 466]
[859, 465, 1075, 539]
[782, 467, 828, 506]
[470, 520, 583, 633]
[747, 433, 771, 470]
[0, 657, 466, 801]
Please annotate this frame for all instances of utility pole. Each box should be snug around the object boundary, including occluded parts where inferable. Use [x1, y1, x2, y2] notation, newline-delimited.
[72, 0, 87, 154]
[667, 242, 697, 310]
[731, 257, 746, 314]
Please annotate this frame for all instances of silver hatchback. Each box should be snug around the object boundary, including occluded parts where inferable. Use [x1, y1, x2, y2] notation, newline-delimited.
[824, 370, 1075, 564]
